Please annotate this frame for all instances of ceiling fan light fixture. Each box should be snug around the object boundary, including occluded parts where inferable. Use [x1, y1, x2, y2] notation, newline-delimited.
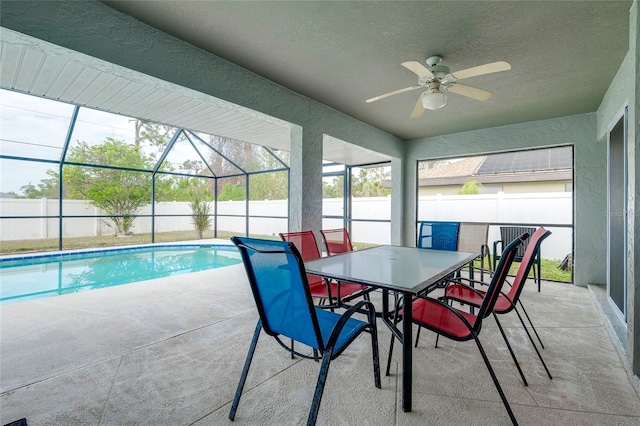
[422, 90, 446, 110]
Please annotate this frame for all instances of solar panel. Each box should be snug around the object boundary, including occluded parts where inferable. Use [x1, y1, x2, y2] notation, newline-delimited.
[477, 147, 572, 175]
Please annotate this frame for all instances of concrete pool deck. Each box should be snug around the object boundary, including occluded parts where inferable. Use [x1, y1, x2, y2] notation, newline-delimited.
[1, 247, 639, 425]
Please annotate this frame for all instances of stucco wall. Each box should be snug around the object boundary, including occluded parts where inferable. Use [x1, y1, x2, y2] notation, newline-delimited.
[405, 113, 599, 286]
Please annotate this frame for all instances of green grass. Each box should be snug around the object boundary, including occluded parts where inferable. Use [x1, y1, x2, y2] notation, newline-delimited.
[0, 230, 236, 255]
[474, 255, 572, 283]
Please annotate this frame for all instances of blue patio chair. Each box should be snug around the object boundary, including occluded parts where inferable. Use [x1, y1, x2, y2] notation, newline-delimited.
[229, 236, 381, 425]
[417, 221, 460, 251]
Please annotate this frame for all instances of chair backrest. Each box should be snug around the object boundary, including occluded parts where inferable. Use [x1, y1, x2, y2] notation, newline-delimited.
[418, 221, 460, 251]
[279, 231, 321, 261]
[320, 228, 353, 255]
[503, 227, 552, 304]
[500, 226, 536, 259]
[457, 222, 489, 253]
[473, 233, 526, 330]
[232, 236, 325, 351]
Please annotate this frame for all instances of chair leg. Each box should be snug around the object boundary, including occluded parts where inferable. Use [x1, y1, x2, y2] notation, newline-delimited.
[517, 300, 545, 348]
[229, 320, 262, 421]
[513, 306, 553, 380]
[434, 333, 440, 348]
[369, 326, 382, 388]
[492, 313, 528, 387]
[536, 257, 541, 292]
[472, 332, 519, 426]
[414, 326, 421, 347]
[385, 334, 396, 377]
[307, 349, 333, 426]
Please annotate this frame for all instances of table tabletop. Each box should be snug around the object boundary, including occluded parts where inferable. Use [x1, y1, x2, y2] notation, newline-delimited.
[305, 245, 479, 294]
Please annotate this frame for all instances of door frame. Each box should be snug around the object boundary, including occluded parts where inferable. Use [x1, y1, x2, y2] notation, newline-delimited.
[606, 104, 628, 322]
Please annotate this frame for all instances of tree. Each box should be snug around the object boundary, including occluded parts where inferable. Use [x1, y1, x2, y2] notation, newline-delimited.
[351, 168, 390, 197]
[458, 180, 483, 195]
[189, 186, 212, 239]
[132, 120, 177, 155]
[219, 182, 245, 201]
[63, 138, 154, 235]
[18, 170, 60, 199]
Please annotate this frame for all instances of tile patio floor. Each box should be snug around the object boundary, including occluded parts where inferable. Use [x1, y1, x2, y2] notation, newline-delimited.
[1, 248, 639, 425]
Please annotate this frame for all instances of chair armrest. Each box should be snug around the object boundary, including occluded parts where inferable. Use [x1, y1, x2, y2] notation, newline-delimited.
[325, 300, 377, 352]
[442, 279, 487, 298]
[445, 276, 489, 288]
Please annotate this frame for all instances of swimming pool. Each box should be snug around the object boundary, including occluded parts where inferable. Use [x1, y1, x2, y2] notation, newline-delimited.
[0, 244, 242, 305]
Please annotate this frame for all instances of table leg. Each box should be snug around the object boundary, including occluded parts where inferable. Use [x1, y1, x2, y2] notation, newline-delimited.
[402, 291, 412, 412]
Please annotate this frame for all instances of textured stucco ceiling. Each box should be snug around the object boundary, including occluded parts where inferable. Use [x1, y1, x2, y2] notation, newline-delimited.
[101, 1, 633, 141]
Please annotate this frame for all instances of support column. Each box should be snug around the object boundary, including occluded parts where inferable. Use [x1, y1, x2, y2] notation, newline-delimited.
[390, 157, 405, 246]
[400, 157, 418, 247]
[288, 124, 323, 235]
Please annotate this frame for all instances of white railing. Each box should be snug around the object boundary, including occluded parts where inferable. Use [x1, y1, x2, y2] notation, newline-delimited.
[0, 192, 572, 259]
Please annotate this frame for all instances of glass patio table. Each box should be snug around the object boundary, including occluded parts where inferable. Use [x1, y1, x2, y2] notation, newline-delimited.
[305, 244, 479, 412]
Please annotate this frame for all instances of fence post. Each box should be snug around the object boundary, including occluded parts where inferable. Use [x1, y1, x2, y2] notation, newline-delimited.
[497, 191, 505, 222]
[41, 198, 47, 238]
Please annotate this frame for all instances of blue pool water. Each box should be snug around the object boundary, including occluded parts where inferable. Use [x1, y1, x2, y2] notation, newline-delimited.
[0, 244, 241, 305]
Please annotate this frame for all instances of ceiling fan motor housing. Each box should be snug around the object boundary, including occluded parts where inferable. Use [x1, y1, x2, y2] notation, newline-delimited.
[426, 55, 443, 67]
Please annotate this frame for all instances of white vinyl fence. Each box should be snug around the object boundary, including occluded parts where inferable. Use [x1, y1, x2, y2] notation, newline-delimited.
[0, 192, 572, 259]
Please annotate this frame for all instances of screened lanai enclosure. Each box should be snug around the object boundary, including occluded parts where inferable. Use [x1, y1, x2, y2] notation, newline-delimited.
[0, 89, 394, 255]
[0, 89, 292, 252]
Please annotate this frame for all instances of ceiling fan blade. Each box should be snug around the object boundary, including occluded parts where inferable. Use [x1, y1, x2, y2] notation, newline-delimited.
[366, 85, 421, 103]
[445, 83, 493, 101]
[401, 61, 434, 78]
[451, 61, 511, 80]
[410, 94, 425, 118]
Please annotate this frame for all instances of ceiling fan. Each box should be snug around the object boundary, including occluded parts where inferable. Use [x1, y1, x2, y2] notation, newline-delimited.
[366, 55, 511, 118]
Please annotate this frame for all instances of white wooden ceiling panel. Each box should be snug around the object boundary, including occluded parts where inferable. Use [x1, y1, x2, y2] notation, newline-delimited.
[99, 80, 146, 112]
[30, 54, 67, 96]
[60, 66, 102, 101]
[44, 62, 83, 100]
[12, 47, 45, 92]
[166, 99, 208, 123]
[73, 72, 118, 106]
[123, 88, 172, 117]
[0, 42, 24, 89]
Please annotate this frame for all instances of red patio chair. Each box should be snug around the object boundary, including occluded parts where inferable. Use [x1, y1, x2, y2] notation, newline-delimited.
[386, 233, 526, 426]
[319, 228, 371, 301]
[280, 230, 367, 305]
[444, 227, 553, 384]
[319, 227, 354, 255]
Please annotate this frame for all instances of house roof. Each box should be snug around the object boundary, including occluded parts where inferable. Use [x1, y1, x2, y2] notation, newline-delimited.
[418, 147, 573, 187]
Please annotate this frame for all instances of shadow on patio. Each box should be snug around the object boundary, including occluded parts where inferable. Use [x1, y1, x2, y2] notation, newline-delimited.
[1, 263, 639, 425]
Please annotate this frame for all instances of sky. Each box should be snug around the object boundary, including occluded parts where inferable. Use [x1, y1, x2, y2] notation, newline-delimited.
[0, 89, 198, 195]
